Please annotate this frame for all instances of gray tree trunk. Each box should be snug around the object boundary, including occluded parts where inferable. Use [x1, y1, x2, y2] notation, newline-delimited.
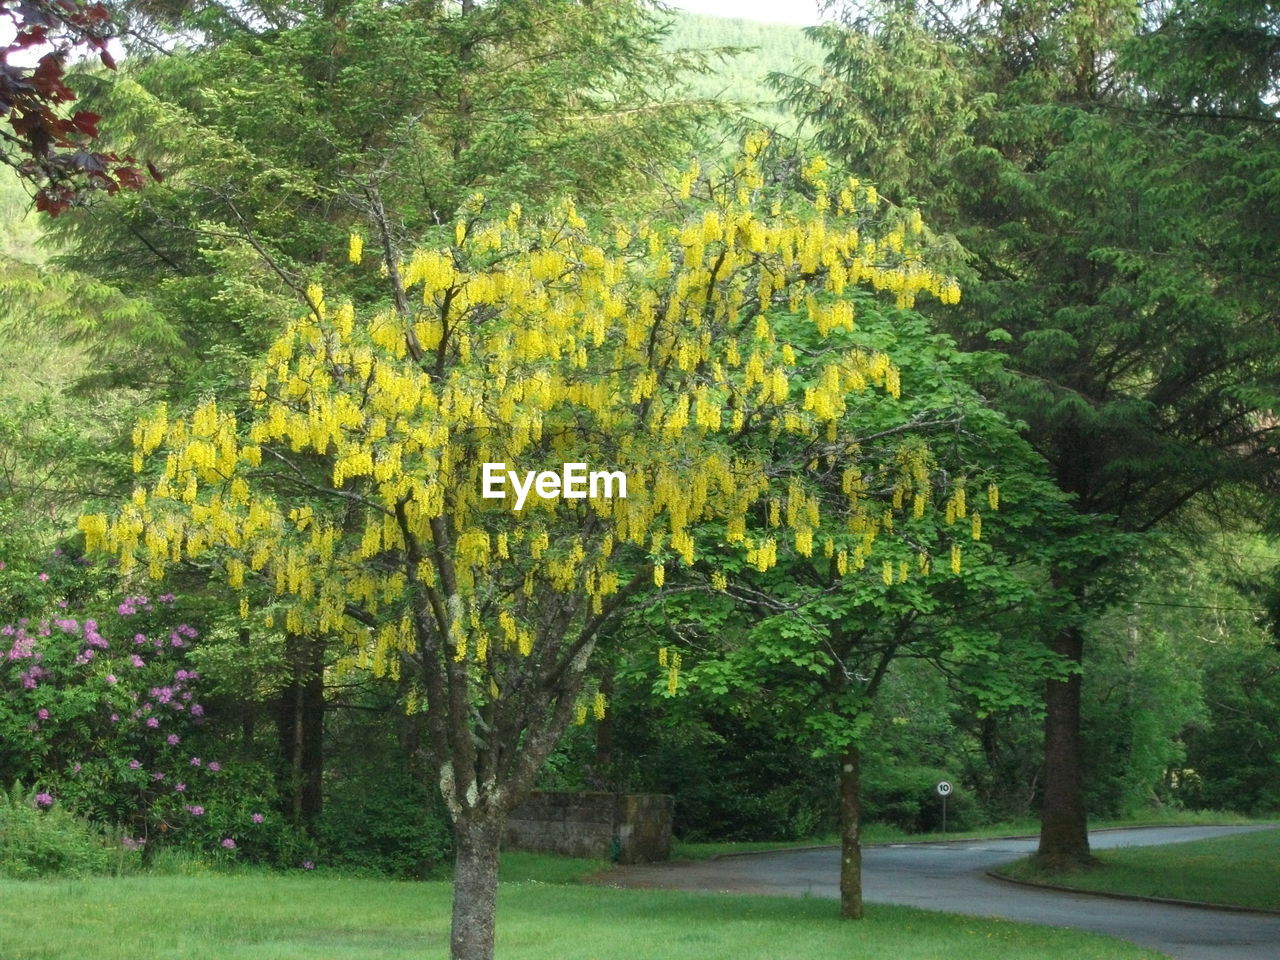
[840, 742, 863, 919]
[450, 813, 504, 960]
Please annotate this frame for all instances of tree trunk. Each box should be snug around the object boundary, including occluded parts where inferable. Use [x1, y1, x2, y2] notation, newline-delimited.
[275, 633, 326, 834]
[839, 742, 863, 919]
[239, 628, 257, 751]
[1037, 620, 1092, 867]
[299, 646, 325, 828]
[450, 813, 504, 960]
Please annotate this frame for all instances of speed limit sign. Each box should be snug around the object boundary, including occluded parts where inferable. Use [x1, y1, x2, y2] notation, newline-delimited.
[936, 780, 952, 797]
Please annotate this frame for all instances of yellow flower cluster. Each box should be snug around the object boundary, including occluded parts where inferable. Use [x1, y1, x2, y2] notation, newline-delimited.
[655, 647, 685, 696]
[87, 133, 975, 704]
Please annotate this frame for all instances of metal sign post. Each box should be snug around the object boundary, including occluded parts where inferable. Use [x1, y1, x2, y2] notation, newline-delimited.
[936, 780, 952, 836]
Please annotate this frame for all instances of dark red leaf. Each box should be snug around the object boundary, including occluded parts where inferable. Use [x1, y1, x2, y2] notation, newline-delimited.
[70, 110, 100, 136]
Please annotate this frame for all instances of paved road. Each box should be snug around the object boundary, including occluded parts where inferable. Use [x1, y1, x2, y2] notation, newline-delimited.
[602, 826, 1280, 960]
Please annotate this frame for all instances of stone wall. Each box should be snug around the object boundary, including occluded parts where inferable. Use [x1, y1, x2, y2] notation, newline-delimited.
[503, 791, 673, 864]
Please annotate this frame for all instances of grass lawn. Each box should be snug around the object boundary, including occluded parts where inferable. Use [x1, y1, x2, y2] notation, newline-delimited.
[996, 828, 1280, 912]
[0, 858, 1170, 960]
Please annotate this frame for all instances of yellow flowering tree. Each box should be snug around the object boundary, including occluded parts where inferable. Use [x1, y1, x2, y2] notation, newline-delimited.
[81, 135, 963, 960]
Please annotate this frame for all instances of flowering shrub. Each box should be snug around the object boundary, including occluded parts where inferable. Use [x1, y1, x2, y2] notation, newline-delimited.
[0, 560, 277, 860]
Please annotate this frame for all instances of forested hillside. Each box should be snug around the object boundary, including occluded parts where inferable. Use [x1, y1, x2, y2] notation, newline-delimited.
[661, 11, 822, 131]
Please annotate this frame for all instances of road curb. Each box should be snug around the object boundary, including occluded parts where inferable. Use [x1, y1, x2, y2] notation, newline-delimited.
[986, 868, 1280, 917]
[865, 822, 1280, 849]
[705, 844, 836, 860]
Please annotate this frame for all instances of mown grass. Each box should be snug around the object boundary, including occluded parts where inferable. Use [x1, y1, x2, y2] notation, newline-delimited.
[996, 827, 1280, 912]
[673, 810, 1276, 860]
[0, 868, 1170, 960]
[497, 851, 607, 884]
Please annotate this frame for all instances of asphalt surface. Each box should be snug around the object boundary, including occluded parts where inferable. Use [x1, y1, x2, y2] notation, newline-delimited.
[601, 825, 1280, 960]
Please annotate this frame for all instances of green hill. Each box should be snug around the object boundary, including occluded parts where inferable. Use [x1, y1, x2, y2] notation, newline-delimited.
[660, 11, 823, 133]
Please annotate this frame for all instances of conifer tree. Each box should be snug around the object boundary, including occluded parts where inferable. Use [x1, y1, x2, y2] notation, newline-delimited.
[780, 0, 1280, 866]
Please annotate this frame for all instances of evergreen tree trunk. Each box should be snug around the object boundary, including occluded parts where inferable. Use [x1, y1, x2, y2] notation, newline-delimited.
[239, 627, 257, 751]
[276, 633, 326, 834]
[299, 645, 325, 828]
[450, 813, 504, 960]
[1037, 620, 1092, 866]
[839, 742, 863, 919]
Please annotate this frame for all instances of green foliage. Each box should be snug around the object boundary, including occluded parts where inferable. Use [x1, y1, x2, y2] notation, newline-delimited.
[644, 285, 1072, 740]
[1081, 612, 1208, 817]
[49, 0, 706, 398]
[317, 726, 453, 879]
[783, 0, 1280, 543]
[773, 6, 976, 200]
[0, 783, 137, 879]
[0, 393, 130, 553]
[1183, 632, 1280, 812]
[1078, 537, 1280, 815]
[666, 717, 835, 842]
[862, 763, 978, 833]
[543, 666, 836, 841]
[1122, 0, 1280, 119]
[0, 179, 144, 548]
